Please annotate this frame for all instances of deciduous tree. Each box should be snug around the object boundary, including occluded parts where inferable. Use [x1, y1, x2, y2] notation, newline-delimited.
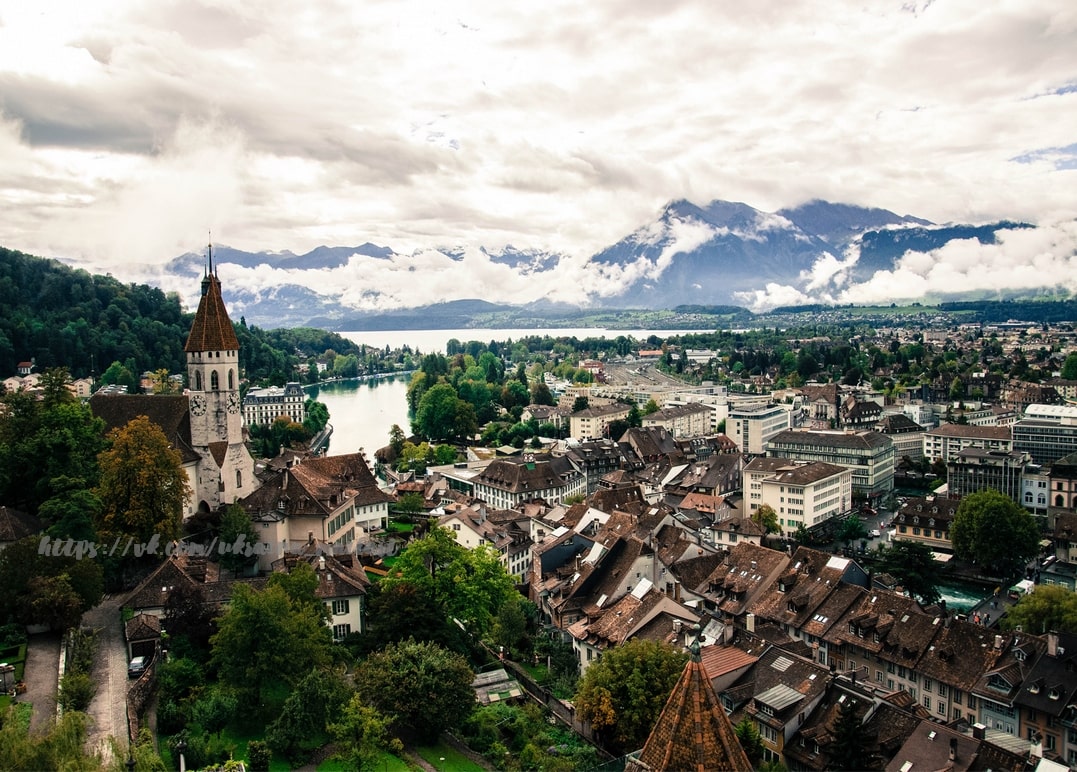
[574, 639, 687, 756]
[875, 540, 942, 605]
[952, 490, 1039, 579]
[95, 415, 190, 543]
[354, 639, 475, 743]
[751, 504, 779, 535]
[1001, 584, 1077, 635]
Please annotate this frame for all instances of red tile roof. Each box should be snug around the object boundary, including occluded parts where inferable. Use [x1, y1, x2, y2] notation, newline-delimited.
[184, 272, 240, 352]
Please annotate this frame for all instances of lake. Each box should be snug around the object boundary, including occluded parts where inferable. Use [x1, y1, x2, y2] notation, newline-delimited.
[314, 328, 698, 457]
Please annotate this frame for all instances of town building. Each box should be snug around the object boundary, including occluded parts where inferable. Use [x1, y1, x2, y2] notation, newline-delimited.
[946, 449, 1032, 503]
[727, 402, 793, 454]
[758, 461, 853, 537]
[641, 401, 712, 439]
[1013, 404, 1077, 466]
[243, 381, 307, 426]
[922, 423, 1013, 464]
[472, 455, 586, 509]
[766, 429, 895, 500]
[569, 403, 630, 441]
[891, 495, 960, 558]
[876, 412, 926, 462]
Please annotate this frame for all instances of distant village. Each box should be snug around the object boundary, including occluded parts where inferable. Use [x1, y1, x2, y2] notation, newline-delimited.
[4, 264, 1077, 771]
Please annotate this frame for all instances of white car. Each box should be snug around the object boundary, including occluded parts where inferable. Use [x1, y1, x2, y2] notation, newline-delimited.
[869, 529, 881, 538]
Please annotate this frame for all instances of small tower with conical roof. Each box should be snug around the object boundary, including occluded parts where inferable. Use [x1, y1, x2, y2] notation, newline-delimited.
[184, 240, 256, 511]
[625, 630, 753, 772]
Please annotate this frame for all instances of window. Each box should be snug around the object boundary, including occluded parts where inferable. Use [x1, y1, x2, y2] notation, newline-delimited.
[937, 701, 945, 715]
[211, 370, 219, 390]
[194, 371, 202, 390]
[332, 599, 350, 615]
[332, 623, 351, 641]
[938, 684, 948, 698]
[924, 679, 932, 693]
[228, 369, 235, 389]
[236, 470, 242, 488]
[923, 695, 931, 708]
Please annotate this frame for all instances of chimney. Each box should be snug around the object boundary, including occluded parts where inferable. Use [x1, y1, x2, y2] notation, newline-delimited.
[746, 612, 755, 633]
[972, 723, 986, 740]
[1048, 630, 1059, 657]
[994, 634, 1003, 650]
[948, 737, 957, 762]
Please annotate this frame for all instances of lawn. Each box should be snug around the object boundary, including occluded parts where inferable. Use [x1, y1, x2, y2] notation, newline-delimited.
[415, 740, 486, 772]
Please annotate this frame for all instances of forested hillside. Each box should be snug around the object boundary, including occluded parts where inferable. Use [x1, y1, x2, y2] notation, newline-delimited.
[0, 247, 374, 384]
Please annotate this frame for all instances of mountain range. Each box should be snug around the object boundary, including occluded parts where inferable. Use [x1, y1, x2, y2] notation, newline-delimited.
[160, 199, 1051, 329]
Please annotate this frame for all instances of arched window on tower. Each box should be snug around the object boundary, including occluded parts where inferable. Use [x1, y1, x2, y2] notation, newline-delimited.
[236, 470, 242, 489]
[194, 371, 202, 390]
[211, 370, 219, 390]
[228, 369, 235, 389]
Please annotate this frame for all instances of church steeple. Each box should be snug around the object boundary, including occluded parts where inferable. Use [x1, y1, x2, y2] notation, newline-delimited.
[185, 240, 240, 353]
[625, 630, 752, 772]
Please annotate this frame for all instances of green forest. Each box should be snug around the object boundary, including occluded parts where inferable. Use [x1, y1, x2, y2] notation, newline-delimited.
[0, 247, 404, 386]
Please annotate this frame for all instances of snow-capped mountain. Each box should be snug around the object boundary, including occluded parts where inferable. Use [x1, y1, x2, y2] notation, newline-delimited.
[160, 199, 1059, 328]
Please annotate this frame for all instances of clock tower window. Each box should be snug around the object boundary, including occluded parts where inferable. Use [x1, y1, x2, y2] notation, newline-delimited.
[211, 371, 219, 390]
[228, 369, 235, 389]
[194, 371, 202, 391]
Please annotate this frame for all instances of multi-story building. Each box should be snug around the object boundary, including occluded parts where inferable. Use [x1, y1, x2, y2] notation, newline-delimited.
[642, 402, 712, 439]
[472, 455, 586, 509]
[876, 413, 925, 461]
[242, 381, 307, 427]
[562, 439, 626, 495]
[754, 461, 853, 537]
[891, 495, 960, 557]
[728, 402, 793, 455]
[946, 448, 1032, 503]
[569, 403, 630, 441]
[922, 423, 1013, 464]
[1047, 451, 1077, 531]
[766, 429, 895, 500]
[1013, 404, 1077, 466]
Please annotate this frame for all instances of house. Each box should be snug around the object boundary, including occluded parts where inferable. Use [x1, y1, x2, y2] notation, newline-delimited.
[891, 495, 961, 557]
[124, 613, 161, 661]
[438, 503, 533, 581]
[562, 439, 626, 495]
[472, 455, 585, 509]
[569, 403, 631, 441]
[273, 551, 370, 640]
[876, 412, 926, 462]
[1014, 631, 1077, 765]
[641, 402, 712, 439]
[0, 506, 41, 551]
[239, 452, 395, 568]
[721, 644, 831, 766]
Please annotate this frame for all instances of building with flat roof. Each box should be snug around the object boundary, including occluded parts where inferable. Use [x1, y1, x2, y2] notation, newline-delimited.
[728, 402, 793, 454]
[946, 448, 1032, 503]
[1013, 403, 1077, 466]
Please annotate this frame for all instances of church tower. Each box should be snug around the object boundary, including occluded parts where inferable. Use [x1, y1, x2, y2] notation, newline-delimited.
[184, 242, 256, 511]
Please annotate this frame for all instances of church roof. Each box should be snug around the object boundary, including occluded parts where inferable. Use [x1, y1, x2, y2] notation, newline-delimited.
[627, 647, 752, 772]
[89, 393, 201, 464]
[184, 271, 240, 353]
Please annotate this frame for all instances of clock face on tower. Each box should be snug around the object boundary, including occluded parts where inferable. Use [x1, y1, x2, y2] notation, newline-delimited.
[190, 394, 207, 416]
[227, 392, 241, 414]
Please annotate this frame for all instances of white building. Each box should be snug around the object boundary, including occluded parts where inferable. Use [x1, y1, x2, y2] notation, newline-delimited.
[243, 381, 307, 427]
[748, 458, 852, 536]
[728, 403, 793, 454]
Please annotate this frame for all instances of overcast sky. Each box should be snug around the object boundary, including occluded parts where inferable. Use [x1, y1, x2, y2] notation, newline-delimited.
[1, 0, 1075, 311]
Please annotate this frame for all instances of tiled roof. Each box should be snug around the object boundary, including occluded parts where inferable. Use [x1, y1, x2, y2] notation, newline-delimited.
[242, 452, 393, 517]
[767, 461, 847, 485]
[628, 654, 752, 772]
[184, 272, 241, 352]
[769, 428, 893, 451]
[0, 506, 41, 542]
[876, 413, 924, 433]
[89, 393, 201, 464]
[124, 613, 161, 642]
[924, 423, 1012, 440]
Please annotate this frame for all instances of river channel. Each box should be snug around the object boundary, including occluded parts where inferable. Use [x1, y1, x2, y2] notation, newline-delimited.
[308, 328, 695, 459]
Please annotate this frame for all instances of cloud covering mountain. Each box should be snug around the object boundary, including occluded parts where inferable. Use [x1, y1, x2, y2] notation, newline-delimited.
[152, 199, 1077, 327]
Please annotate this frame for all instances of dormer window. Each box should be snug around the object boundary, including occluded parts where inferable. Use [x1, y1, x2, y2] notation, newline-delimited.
[1049, 688, 1061, 701]
[929, 518, 935, 527]
[1014, 649, 1026, 662]
[913, 516, 919, 525]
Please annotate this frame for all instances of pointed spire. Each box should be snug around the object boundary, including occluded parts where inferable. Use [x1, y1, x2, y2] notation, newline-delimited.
[186, 239, 240, 353]
[626, 635, 752, 772]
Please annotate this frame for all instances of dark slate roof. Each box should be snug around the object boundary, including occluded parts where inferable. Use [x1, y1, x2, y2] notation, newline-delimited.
[474, 455, 581, 493]
[767, 461, 848, 485]
[241, 452, 393, 517]
[627, 653, 752, 772]
[588, 483, 647, 515]
[769, 428, 893, 451]
[876, 413, 924, 434]
[0, 506, 41, 542]
[184, 272, 240, 352]
[124, 613, 161, 642]
[924, 423, 1012, 440]
[89, 393, 200, 464]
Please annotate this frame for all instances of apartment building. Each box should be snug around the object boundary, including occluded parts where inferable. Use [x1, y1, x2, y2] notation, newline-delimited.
[728, 402, 793, 454]
[1013, 404, 1077, 466]
[922, 423, 1013, 464]
[757, 461, 853, 537]
[766, 429, 895, 500]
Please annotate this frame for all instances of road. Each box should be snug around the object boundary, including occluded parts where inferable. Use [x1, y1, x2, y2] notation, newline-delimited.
[82, 596, 130, 766]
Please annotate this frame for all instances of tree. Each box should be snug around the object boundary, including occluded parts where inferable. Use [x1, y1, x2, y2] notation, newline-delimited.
[95, 415, 190, 543]
[1061, 351, 1077, 381]
[354, 638, 475, 742]
[530, 381, 555, 406]
[149, 368, 180, 394]
[1001, 584, 1077, 635]
[951, 490, 1040, 579]
[828, 693, 871, 771]
[267, 668, 351, 761]
[837, 515, 868, 546]
[217, 503, 257, 577]
[302, 399, 329, 434]
[388, 424, 407, 455]
[395, 491, 426, 515]
[574, 638, 688, 755]
[354, 581, 469, 657]
[415, 383, 475, 442]
[751, 504, 779, 535]
[492, 594, 529, 658]
[381, 526, 517, 639]
[875, 541, 942, 605]
[23, 575, 85, 632]
[571, 396, 589, 413]
[329, 694, 403, 770]
[163, 584, 219, 658]
[734, 717, 764, 765]
[210, 567, 333, 708]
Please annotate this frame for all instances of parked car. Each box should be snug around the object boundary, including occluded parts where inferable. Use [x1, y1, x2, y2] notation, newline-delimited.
[870, 529, 881, 538]
[127, 656, 147, 679]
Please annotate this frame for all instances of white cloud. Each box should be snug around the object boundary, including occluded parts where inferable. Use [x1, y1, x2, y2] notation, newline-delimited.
[0, 0, 1073, 309]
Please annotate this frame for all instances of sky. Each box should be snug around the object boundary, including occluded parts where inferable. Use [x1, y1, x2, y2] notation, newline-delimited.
[1, 0, 1075, 312]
